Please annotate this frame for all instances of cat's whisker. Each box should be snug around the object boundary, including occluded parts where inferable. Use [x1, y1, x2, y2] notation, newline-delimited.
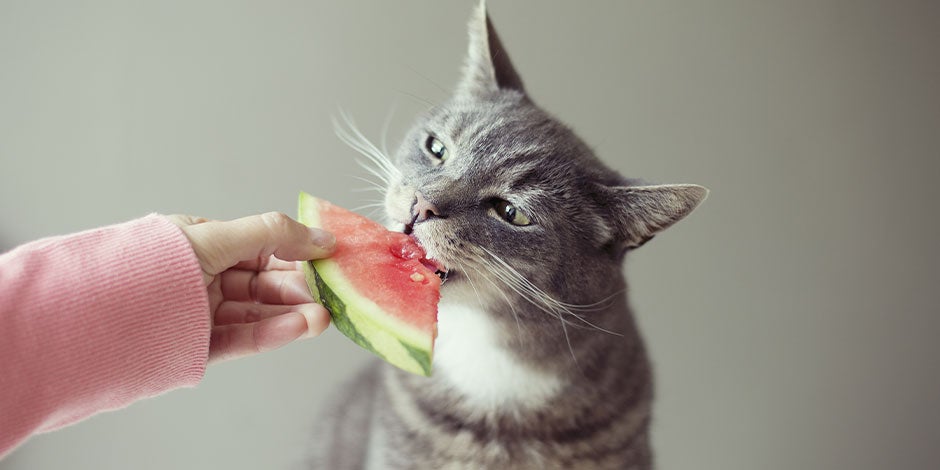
[394, 89, 436, 109]
[491, 268, 586, 331]
[339, 110, 400, 177]
[462, 265, 526, 339]
[461, 266, 487, 312]
[355, 159, 392, 186]
[350, 186, 385, 196]
[350, 175, 387, 194]
[380, 100, 400, 158]
[475, 256, 584, 331]
[558, 305, 580, 372]
[479, 258, 580, 366]
[337, 127, 396, 183]
[477, 257, 573, 323]
[467, 264, 525, 339]
[480, 247, 593, 310]
[480, 248, 623, 337]
[350, 202, 386, 213]
[332, 111, 401, 185]
[404, 64, 450, 96]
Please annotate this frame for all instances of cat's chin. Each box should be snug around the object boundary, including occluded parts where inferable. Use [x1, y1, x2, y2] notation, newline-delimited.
[419, 252, 452, 284]
[397, 221, 454, 285]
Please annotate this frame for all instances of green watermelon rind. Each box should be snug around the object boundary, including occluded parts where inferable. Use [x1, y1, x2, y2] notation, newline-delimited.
[301, 260, 433, 376]
[298, 192, 434, 377]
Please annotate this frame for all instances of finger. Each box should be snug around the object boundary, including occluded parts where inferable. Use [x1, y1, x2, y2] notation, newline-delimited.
[220, 269, 313, 304]
[233, 255, 302, 272]
[212, 302, 330, 330]
[298, 302, 332, 339]
[213, 302, 329, 330]
[185, 212, 335, 276]
[208, 307, 331, 363]
[214, 301, 296, 325]
[209, 312, 307, 363]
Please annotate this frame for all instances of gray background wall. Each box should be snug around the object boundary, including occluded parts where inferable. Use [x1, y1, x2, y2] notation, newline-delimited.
[2, 1, 938, 469]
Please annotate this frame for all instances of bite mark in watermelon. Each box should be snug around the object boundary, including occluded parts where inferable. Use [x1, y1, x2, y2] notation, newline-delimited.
[297, 192, 441, 376]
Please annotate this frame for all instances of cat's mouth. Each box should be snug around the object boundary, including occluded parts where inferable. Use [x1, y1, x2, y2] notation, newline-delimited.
[403, 221, 452, 283]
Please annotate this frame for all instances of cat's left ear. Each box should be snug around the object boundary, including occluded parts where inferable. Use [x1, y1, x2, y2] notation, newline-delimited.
[456, 0, 525, 97]
[601, 184, 709, 251]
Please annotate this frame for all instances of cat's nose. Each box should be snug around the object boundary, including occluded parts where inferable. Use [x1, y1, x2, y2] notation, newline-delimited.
[413, 191, 442, 223]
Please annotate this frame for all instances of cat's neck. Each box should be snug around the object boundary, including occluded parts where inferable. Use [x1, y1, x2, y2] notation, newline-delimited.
[382, 296, 652, 459]
[432, 301, 565, 409]
[413, 294, 646, 413]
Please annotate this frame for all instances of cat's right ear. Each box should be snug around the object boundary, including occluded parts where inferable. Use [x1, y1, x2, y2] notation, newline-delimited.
[601, 184, 709, 253]
[456, 0, 525, 97]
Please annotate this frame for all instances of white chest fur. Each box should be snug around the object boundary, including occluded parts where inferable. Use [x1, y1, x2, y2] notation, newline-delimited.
[433, 302, 563, 409]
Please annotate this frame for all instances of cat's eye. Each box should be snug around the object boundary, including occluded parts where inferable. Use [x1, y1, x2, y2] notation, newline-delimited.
[425, 136, 448, 161]
[493, 199, 532, 226]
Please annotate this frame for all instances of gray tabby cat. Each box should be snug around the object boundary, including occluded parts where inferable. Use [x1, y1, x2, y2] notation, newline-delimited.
[309, 3, 706, 469]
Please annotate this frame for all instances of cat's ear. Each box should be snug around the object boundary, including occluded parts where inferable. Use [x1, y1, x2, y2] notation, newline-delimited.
[602, 184, 708, 251]
[456, 0, 525, 97]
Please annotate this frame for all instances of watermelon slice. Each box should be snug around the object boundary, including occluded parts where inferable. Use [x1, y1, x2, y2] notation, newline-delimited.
[297, 192, 441, 376]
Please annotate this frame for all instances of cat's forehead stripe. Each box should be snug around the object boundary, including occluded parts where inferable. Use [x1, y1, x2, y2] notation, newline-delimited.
[436, 108, 487, 146]
[506, 164, 551, 191]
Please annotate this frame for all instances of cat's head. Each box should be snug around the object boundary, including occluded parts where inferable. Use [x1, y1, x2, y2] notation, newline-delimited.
[382, 3, 706, 324]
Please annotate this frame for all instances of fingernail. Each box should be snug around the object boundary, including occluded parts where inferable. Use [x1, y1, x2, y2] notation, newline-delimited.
[309, 227, 336, 249]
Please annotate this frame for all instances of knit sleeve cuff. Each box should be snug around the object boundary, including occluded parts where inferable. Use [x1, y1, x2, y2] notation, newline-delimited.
[0, 214, 211, 433]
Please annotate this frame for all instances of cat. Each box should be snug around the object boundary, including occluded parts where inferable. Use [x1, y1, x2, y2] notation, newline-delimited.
[308, 2, 707, 469]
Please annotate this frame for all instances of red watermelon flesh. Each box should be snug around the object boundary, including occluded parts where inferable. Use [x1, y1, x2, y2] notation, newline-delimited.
[298, 192, 441, 376]
[318, 199, 441, 333]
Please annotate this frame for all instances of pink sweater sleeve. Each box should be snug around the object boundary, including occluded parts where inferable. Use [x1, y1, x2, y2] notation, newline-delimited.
[0, 215, 211, 458]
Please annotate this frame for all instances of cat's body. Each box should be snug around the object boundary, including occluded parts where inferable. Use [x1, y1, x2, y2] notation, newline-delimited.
[315, 300, 653, 469]
[309, 3, 705, 469]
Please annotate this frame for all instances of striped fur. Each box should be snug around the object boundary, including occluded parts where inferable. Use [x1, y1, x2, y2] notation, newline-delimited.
[307, 2, 705, 468]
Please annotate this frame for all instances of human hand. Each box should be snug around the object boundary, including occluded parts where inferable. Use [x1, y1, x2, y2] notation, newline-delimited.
[168, 212, 335, 364]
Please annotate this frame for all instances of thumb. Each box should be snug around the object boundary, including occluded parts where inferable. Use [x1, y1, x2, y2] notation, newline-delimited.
[182, 212, 335, 277]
